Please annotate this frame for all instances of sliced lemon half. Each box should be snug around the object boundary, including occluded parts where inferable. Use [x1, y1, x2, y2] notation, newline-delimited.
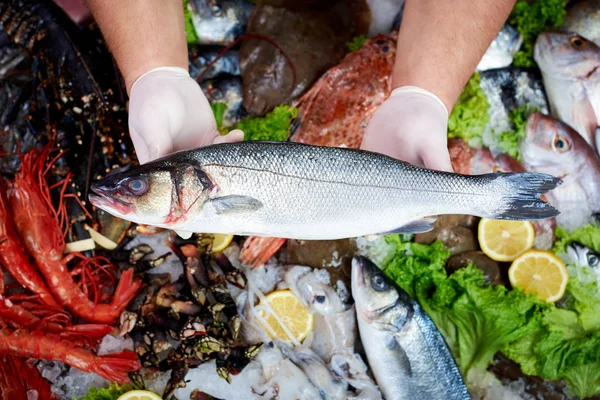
[116, 390, 162, 400]
[211, 233, 235, 252]
[257, 289, 314, 343]
[508, 250, 568, 303]
[478, 218, 535, 262]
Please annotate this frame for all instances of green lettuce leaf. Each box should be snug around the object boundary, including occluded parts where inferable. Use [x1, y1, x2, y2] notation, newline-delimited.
[552, 224, 600, 255]
[75, 383, 134, 400]
[346, 35, 369, 52]
[497, 104, 539, 161]
[211, 102, 228, 133]
[183, 0, 199, 44]
[235, 105, 298, 141]
[508, 0, 567, 68]
[447, 73, 491, 148]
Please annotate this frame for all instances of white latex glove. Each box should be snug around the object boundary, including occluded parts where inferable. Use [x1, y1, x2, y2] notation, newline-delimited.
[360, 86, 454, 172]
[128, 66, 244, 164]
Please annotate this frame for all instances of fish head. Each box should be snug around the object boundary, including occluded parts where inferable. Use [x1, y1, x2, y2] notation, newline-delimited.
[534, 32, 600, 79]
[241, 54, 291, 116]
[351, 256, 412, 332]
[89, 160, 211, 227]
[566, 242, 600, 269]
[521, 112, 585, 179]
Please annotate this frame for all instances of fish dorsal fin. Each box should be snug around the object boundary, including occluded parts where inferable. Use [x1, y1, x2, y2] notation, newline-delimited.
[382, 217, 437, 235]
[211, 195, 263, 215]
[175, 230, 194, 240]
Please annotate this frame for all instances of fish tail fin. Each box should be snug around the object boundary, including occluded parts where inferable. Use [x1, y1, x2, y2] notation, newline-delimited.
[489, 172, 561, 220]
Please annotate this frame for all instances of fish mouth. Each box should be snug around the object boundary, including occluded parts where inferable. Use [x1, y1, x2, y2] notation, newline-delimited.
[89, 184, 132, 216]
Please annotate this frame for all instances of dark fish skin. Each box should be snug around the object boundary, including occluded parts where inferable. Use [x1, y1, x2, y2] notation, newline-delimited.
[239, 1, 369, 116]
[188, 47, 241, 81]
[199, 76, 247, 128]
[89, 141, 561, 241]
[351, 256, 470, 400]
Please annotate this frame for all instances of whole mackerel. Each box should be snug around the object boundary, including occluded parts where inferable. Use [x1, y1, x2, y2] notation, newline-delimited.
[89, 141, 561, 240]
[351, 255, 470, 400]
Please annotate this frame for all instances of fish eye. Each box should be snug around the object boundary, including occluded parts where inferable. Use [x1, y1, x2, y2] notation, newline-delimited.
[553, 134, 571, 152]
[371, 273, 388, 291]
[315, 295, 326, 304]
[570, 36, 587, 49]
[127, 177, 148, 195]
[588, 252, 599, 267]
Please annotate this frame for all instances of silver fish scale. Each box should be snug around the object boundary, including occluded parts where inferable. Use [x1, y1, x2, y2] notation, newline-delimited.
[173, 142, 507, 239]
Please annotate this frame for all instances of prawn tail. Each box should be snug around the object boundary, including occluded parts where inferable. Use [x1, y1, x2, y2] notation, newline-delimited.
[110, 268, 143, 311]
[92, 350, 141, 384]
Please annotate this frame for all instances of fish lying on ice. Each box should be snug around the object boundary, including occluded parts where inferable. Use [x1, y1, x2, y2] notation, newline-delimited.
[560, 0, 600, 45]
[534, 31, 600, 153]
[351, 256, 470, 400]
[476, 24, 523, 71]
[521, 112, 600, 231]
[89, 141, 561, 241]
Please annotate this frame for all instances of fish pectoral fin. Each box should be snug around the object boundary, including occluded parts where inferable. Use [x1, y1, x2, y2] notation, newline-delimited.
[211, 195, 263, 215]
[175, 230, 194, 240]
[384, 334, 412, 377]
[382, 217, 437, 235]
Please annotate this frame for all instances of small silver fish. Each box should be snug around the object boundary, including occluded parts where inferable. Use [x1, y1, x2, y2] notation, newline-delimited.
[188, 0, 254, 46]
[560, 0, 600, 45]
[479, 68, 549, 150]
[89, 141, 561, 241]
[567, 242, 600, 269]
[521, 112, 600, 230]
[534, 31, 600, 153]
[476, 24, 523, 71]
[351, 256, 470, 400]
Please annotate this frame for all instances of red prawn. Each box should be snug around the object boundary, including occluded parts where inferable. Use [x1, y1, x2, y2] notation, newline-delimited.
[6, 142, 143, 324]
[0, 328, 141, 384]
[0, 179, 60, 308]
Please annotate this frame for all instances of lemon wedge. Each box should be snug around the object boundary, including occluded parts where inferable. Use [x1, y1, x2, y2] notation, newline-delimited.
[257, 289, 314, 342]
[211, 233, 234, 253]
[116, 390, 162, 400]
[478, 218, 535, 262]
[508, 250, 568, 303]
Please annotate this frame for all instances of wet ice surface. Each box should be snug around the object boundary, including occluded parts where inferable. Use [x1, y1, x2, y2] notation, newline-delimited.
[124, 230, 184, 282]
[41, 334, 134, 399]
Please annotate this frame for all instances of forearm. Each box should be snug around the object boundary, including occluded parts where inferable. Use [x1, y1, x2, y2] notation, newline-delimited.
[392, 0, 516, 112]
[86, 0, 188, 94]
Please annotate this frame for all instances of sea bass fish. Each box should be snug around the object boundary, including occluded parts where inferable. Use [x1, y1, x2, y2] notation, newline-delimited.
[521, 112, 600, 231]
[351, 256, 470, 400]
[88, 141, 561, 241]
[534, 31, 600, 153]
[476, 24, 523, 71]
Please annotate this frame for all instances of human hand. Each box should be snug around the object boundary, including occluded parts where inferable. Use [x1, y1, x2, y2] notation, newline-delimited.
[128, 66, 244, 164]
[360, 86, 454, 172]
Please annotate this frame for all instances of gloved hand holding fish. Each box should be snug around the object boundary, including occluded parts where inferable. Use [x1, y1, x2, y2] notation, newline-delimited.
[89, 140, 561, 241]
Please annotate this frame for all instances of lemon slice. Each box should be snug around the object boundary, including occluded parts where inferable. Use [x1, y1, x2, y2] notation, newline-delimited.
[257, 289, 314, 342]
[211, 233, 234, 252]
[117, 390, 162, 400]
[508, 250, 568, 303]
[478, 218, 535, 262]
